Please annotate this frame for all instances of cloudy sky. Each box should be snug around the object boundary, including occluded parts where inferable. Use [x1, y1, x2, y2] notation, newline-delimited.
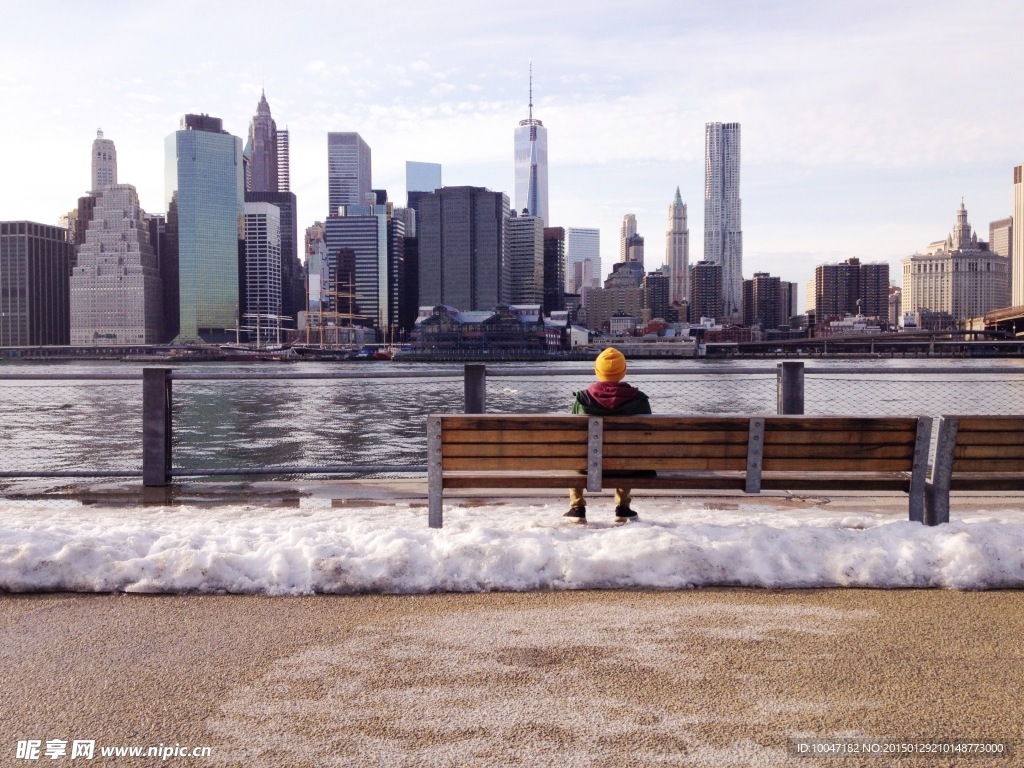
[2, 0, 1022, 304]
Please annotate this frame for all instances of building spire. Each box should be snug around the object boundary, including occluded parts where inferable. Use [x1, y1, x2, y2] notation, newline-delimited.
[674, 186, 683, 206]
[528, 60, 533, 121]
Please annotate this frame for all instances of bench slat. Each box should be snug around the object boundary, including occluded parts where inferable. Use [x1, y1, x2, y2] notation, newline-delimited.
[763, 444, 915, 460]
[604, 444, 749, 459]
[765, 417, 919, 431]
[439, 416, 587, 431]
[952, 458, 1024, 472]
[763, 457, 915, 471]
[443, 472, 586, 489]
[947, 416, 1024, 431]
[443, 443, 588, 458]
[947, 473, 1024, 490]
[443, 429, 587, 444]
[603, 416, 751, 431]
[954, 444, 1024, 459]
[763, 430, 917, 446]
[605, 458, 747, 471]
[444, 457, 587, 471]
[604, 429, 750, 445]
[953, 432, 1024, 446]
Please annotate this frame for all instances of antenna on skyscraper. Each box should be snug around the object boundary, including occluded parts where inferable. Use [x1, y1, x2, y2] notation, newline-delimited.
[528, 60, 533, 121]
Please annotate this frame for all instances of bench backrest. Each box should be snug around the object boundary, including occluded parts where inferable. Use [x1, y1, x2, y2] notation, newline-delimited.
[432, 414, 589, 472]
[937, 416, 1024, 475]
[602, 416, 750, 472]
[602, 415, 924, 473]
[762, 416, 922, 472]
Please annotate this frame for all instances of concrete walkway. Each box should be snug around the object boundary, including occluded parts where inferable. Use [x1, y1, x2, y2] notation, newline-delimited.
[1, 588, 1021, 767]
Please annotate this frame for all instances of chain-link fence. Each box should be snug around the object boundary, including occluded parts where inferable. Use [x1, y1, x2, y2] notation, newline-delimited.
[2, 364, 1023, 483]
[170, 374, 463, 474]
[0, 376, 141, 475]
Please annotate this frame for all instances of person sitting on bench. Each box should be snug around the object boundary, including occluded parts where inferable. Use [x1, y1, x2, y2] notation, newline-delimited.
[566, 347, 651, 524]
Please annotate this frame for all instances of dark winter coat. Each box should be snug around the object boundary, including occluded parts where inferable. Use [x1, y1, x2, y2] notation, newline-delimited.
[572, 381, 654, 477]
[571, 381, 652, 416]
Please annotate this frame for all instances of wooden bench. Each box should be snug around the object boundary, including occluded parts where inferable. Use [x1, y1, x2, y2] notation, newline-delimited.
[926, 415, 1024, 525]
[427, 414, 933, 528]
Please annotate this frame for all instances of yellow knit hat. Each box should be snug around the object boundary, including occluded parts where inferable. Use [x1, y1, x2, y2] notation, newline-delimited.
[595, 348, 627, 382]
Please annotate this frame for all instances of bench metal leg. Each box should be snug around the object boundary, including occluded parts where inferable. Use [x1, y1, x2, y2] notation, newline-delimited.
[924, 417, 957, 526]
[907, 417, 932, 523]
[427, 416, 444, 528]
[924, 484, 950, 526]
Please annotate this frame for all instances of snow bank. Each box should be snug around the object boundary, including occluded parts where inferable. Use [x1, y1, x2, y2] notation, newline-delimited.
[1, 501, 1022, 594]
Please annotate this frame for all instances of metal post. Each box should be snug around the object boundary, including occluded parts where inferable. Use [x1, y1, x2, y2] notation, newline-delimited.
[464, 364, 486, 414]
[776, 361, 804, 415]
[142, 367, 172, 486]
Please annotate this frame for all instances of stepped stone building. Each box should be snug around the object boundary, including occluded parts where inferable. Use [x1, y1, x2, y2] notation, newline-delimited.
[70, 185, 163, 344]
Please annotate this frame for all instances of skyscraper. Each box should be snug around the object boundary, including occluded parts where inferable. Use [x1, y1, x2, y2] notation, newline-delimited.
[508, 211, 544, 304]
[514, 67, 548, 224]
[624, 233, 644, 267]
[0, 222, 74, 346]
[405, 161, 442, 238]
[1014, 165, 1024, 306]
[666, 187, 689, 305]
[690, 260, 723, 322]
[418, 186, 510, 311]
[543, 227, 565, 315]
[324, 200, 405, 337]
[704, 122, 743, 320]
[276, 128, 290, 192]
[71, 185, 163, 345]
[815, 258, 889, 322]
[247, 90, 278, 194]
[243, 202, 282, 344]
[990, 217, 1012, 261]
[406, 161, 442, 195]
[566, 227, 600, 293]
[741, 272, 784, 329]
[165, 113, 244, 343]
[91, 129, 117, 192]
[243, 92, 303, 330]
[328, 133, 372, 214]
[619, 214, 637, 262]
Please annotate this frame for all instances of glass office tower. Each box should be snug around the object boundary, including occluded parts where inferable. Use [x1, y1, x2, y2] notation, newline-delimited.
[406, 161, 442, 194]
[327, 133, 372, 214]
[165, 114, 244, 344]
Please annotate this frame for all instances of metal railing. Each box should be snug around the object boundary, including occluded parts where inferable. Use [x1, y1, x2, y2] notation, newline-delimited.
[1, 362, 1022, 484]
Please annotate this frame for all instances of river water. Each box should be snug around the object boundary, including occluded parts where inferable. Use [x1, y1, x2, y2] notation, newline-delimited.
[2, 357, 1024, 476]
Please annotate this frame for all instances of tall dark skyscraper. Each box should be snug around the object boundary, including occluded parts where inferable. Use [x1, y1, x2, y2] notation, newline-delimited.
[324, 199, 405, 338]
[690, 260, 723, 322]
[328, 133, 371, 214]
[543, 226, 566, 315]
[246, 91, 278, 193]
[417, 186, 510, 311]
[244, 92, 303, 330]
[0, 222, 74, 345]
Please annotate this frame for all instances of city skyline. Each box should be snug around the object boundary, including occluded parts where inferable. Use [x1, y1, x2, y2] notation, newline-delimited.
[2, 1, 1024, 311]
